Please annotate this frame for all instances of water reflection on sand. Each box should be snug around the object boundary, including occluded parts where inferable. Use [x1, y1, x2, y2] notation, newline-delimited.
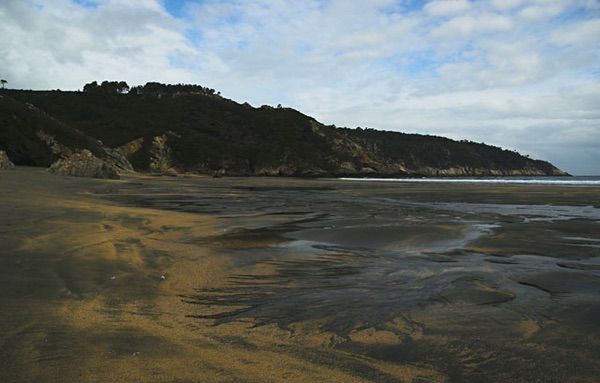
[108, 175, 600, 381]
[1, 169, 599, 382]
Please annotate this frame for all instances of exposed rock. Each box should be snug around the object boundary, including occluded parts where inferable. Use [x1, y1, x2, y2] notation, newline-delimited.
[360, 167, 377, 174]
[254, 165, 296, 176]
[297, 167, 328, 177]
[102, 147, 135, 172]
[0, 150, 15, 169]
[36, 130, 72, 157]
[49, 150, 119, 179]
[149, 135, 177, 175]
[411, 166, 556, 177]
[2, 87, 569, 178]
[38, 129, 133, 173]
[338, 162, 358, 174]
[115, 137, 144, 158]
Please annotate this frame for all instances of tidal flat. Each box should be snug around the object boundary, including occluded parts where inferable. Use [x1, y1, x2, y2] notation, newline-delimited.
[1, 167, 600, 383]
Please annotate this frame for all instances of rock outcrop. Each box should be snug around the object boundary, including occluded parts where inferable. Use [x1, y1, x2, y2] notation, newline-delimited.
[0, 150, 15, 169]
[37, 128, 134, 174]
[149, 135, 177, 175]
[3, 86, 569, 177]
[115, 137, 144, 158]
[49, 150, 119, 179]
[37, 130, 72, 157]
[102, 147, 135, 172]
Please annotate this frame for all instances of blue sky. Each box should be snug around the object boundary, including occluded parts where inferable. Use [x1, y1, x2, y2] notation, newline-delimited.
[163, 0, 190, 17]
[1, 0, 599, 174]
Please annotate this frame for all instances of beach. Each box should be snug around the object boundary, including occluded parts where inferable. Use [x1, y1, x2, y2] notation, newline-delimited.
[1, 167, 599, 382]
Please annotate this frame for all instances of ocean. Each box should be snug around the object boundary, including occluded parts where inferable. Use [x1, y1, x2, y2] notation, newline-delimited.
[339, 176, 600, 185]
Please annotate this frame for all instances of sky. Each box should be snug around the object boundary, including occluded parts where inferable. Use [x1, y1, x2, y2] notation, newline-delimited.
[1, 0, 599, 175]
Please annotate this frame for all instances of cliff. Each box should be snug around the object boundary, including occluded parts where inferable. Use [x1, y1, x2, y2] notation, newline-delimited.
[0, 150, 15, 170]
[0, 84, 568, 177]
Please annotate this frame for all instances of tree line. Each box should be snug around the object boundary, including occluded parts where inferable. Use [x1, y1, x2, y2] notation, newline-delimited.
[82, 81, 221, 97]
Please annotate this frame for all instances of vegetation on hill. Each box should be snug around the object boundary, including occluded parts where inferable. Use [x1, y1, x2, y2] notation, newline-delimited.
[341, 128, 561, 175]
[0, 82, 567, 176]
[0, 92, 103, 166]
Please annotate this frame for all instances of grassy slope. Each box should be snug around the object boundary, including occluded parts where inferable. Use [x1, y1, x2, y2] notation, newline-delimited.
[2, 88, 564, 175]
[6, 90, 337, 172]
[342, 128, 559, 174]
[0, 93, 103, 166]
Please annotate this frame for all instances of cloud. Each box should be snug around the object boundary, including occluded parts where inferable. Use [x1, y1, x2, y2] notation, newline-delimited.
[430, 13, 512, 38]
[424, 0, 471, 16]
[0, 0, 599, 174]
[518, 3, 566, 21]
[490, 0, 524, 11]
[551, 18, 600, 46]
[0, 0, 197, 89]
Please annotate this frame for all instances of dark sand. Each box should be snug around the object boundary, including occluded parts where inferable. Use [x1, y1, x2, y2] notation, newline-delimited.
[1, 167, 600, 382]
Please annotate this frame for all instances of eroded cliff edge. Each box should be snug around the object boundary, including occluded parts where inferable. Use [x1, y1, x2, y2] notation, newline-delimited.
[0, 84, 568, 177]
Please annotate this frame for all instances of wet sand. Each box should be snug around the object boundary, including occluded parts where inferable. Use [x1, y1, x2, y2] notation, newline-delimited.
[1, 167, 600, 382]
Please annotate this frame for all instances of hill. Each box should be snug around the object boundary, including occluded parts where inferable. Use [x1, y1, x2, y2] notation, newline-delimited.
[0, 82, 567, 177]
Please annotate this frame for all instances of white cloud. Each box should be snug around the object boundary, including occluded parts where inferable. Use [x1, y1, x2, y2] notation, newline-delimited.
[424, 0, 471, 16]
[0, 0, 197, 89]
[518, 3, 566, 20]
[430, 13, 512, 38]
[551, 18, 600, 46]
[0, 0, 599, 174]
[490, 0, 524, 11]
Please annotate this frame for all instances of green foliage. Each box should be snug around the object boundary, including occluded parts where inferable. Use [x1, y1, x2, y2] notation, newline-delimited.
[2, 82, 562, 175]
[0, 94, 103, 165]
[83, 80, 129, 94]
[6, 84, 336, 173]
[129, 82, 219, 97]
[340, 127, 536, 169]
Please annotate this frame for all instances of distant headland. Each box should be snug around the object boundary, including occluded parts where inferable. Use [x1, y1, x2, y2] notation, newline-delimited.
[0, 81, 568, 179]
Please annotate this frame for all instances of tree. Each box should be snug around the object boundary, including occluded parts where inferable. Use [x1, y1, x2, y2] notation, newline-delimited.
[116, 81, 129, 94]
[0, 79, 6, 89]
[83, 81, 98, 92]
[84, 80, 130, 94]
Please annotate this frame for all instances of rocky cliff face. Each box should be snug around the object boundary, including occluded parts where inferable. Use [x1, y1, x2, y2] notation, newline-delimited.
[149, 134, 177, 175]
[37, 129, 135, 174]
[327, 128, 568, 177]
[48, 150, 120, 179]
[2, 87, 569, 178]
[115, 137, 144, 158]
[0, 150, 15, 170]
[0, 93, 136, 178]
[102, 147, 135, 172]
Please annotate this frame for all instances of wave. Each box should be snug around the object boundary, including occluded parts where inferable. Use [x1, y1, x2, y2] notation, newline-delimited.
[339, 177, 600, 185]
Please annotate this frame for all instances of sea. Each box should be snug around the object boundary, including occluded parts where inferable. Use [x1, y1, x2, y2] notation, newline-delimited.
[339, 176, 600, 186]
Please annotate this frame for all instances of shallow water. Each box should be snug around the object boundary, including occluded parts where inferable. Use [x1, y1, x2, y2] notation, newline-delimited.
[102, 176, 600, 381]
[2, 169, 600, 382]
[341, 175, 600, 185]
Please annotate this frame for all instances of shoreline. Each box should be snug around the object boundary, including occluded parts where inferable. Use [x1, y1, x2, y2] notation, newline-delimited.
[339, 176, 600, 186]
[1, 167, 600, 382]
